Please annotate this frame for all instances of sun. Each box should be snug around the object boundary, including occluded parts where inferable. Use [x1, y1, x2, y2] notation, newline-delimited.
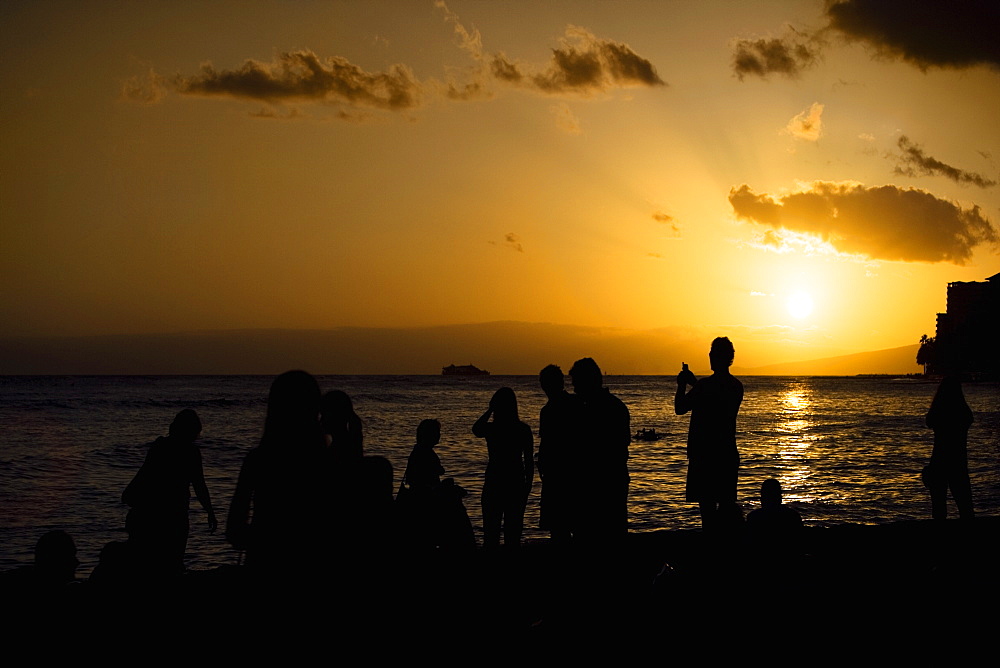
[786, 290, 815, 319]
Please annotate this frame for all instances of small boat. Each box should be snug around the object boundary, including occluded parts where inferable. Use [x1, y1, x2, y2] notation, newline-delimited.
[633, 428, 662, 441]
[442, 364, 490, 376]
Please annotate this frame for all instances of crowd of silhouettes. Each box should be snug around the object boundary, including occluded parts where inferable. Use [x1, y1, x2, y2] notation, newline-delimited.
[2, 340, 982, 597]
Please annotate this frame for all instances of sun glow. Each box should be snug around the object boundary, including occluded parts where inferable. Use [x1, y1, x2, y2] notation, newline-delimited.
[786, 291, 815, 319]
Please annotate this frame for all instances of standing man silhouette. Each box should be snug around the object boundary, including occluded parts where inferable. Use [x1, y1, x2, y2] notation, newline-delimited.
[675, 337, 744, 530]
[537, 364, 581, 543]
[568, 357, 631, 542]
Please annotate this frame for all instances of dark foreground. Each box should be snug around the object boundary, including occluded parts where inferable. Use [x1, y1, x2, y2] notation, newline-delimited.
[7, 518, 998, 656]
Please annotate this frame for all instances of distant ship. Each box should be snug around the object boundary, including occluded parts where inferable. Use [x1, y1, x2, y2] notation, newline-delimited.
[442, 363, 490, 376]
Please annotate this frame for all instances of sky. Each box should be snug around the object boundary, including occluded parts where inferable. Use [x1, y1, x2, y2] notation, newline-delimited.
[2, 0, 999, 373]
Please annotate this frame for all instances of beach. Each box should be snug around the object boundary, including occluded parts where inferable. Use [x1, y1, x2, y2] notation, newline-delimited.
[6, 518, 998, 656]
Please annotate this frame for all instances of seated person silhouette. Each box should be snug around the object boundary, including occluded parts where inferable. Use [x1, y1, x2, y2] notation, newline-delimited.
[400, 419, 475, 550]
[746, 478, 802, 550]
[1, 530, 79, 593]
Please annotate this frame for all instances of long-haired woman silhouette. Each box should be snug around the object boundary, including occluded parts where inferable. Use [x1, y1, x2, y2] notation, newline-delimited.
[473, 387, 534, 547]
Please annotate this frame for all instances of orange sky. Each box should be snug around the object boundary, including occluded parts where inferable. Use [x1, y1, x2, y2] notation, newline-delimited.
[2, 1, 998, 372]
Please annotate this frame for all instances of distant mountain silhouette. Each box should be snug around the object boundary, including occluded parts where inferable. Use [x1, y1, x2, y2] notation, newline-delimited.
[740, 344, 921, 376]
[0, 324, 921, 375]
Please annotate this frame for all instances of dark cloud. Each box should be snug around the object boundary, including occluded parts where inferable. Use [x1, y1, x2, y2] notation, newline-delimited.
[894, 136, 997, 188]
[505, 233, 524, 253]
[491, 54, 524, 83]
[176, 50, 421, 110]
[732, 35, 819, 80]
[826, 0, 1000, 71]
[489, 26, 665, 94]
[729, 181, 998, 264]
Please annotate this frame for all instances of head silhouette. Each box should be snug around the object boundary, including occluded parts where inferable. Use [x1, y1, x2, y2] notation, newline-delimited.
[168, 409, 202, 441]
[568, 357, 602, 396]
[416, 419, 441, 447]
[760, 478, 782, 508]
[709, 337, 735, 372]
[490, 387, 519, 421]
[34, 530, 79, 583]
[262, 370, 322, 448]
[539, 364, 564, 398]
[321, 390, 353, 418]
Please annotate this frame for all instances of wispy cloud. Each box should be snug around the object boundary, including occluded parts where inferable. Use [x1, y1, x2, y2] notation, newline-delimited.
[125, 5, 663, 120]
[491, 26, 665, 95]
[550, 102, 582, 134]
[652, 211, 681, 236]
[784, 102, 824, 141]
[732, 31, 820, 80]
[121, 68, 170, 104]
[490, 233, 525, 253]
[729, 181, 998, 264]
[174, 50, 422, 110]
[434, 0, 483, 60]
[893, 135, 996, 188]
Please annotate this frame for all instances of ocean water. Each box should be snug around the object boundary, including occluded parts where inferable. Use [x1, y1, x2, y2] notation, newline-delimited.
[1, 374, 997, 576]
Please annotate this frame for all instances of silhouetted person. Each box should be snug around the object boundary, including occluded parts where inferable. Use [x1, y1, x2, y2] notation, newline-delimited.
[747, 478, 802, 542]
[321, 390, 364, 464]
[400, 419, 475, 550]
[568, 357, 631, 542]
[675, 337, 744, 531]
[226, 370, 328, 576]
[924, 375, 975, 520]
[122, 409, 216, 575]
[537, 364, 582, 542]
[473, 388, 534, 548]
[1, 530, 79, 592]
[319, 389, 395, 552]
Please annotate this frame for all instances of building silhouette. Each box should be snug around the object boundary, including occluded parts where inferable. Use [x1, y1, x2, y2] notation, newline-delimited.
[933, 273, 999, 375]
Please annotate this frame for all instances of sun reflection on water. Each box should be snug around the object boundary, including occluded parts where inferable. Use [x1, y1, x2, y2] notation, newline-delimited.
[773, 384, 818, 503]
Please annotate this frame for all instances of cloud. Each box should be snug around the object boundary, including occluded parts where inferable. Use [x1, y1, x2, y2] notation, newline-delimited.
[121, 68, 170, 104]
[729, 181, 998, 264]
[550, 102, 582, 134]
[734, 2, 999, 80]
[652, 211, 681, 236]
[490, 26, 665, 94]
[249, 107, 304, 120]
[175, 50, 422, 110]
[435, 0, 483, 61]
[490, 233, 524, 252]
[444, 80, 492, 101]
[732, 33, 819, 80]
[505, 233, 524, 253]
[825, 0, 1000, 71]
[784, 102, 824, 141]
[893, 136, 997, 188]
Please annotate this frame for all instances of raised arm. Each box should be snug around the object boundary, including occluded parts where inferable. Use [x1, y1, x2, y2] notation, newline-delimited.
[472, 407, 493, 438]
[674, 365, 698, 415]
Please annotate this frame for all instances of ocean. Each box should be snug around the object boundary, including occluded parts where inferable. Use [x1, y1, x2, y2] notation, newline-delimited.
[1, 374, 997, 576]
